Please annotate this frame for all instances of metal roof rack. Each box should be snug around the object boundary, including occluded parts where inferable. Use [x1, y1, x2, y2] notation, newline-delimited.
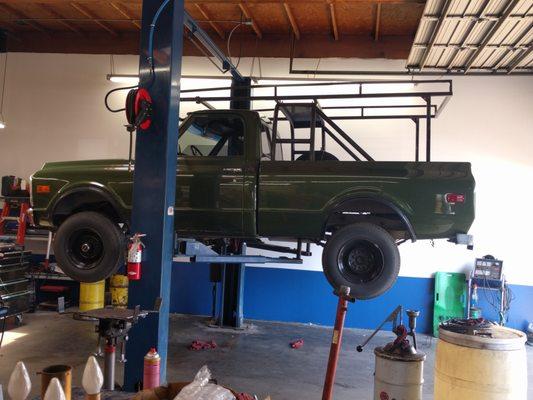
[181, 79, 453, 162]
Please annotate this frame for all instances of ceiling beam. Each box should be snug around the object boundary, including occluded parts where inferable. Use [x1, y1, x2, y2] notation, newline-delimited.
[70, 2, 118, 36]
[507, 46, 533, 73]
[282, 2, 300, 40]
[0, 26, 20, 42]
[329, 2, 339, 41]
[0, 0, 424, 3]
[463, 0, 520, 72]
[491, 22, 533, 70]
[443, 0, 491, 70]
[374, 2, 381, 41]
[109, 2, 141, 30]
[238, 3, 262, 39]
[418, 0, 452, 69]
[6, 31, 413, 59]
[0, 3, 50, 34]
[38, 3, 83, 35]
[194, 4, 225, 39]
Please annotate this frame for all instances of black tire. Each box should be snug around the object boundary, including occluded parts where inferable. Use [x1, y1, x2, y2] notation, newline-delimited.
[295, 151, 339, 161]
[322, 223, 400, 300]
[53, 211, 125, 282]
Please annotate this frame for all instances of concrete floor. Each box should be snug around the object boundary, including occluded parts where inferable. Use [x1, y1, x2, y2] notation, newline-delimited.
[0, 312, 532, 399]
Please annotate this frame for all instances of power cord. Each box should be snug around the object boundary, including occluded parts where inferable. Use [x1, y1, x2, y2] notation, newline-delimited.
[227, 11, 245, 69]
[0, 301, 7, 350]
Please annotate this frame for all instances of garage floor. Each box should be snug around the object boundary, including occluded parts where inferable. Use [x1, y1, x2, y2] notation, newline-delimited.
[0, 312, 532, 400]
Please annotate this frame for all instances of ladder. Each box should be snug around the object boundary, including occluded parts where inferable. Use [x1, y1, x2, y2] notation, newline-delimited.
[0, 197, 30, 245]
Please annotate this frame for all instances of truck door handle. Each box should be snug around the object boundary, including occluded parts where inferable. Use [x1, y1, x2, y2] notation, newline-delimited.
[222, 168, 242, 173]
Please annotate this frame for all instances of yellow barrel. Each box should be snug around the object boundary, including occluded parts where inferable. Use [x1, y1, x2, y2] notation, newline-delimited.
[435, 324, 527, 400]
[110, 274, 128, 309]
[79, 280, 105, 311]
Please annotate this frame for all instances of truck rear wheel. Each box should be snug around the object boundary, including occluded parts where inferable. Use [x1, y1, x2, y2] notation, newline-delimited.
[322, 223, 400, 300]
[53, 211, 125, 282]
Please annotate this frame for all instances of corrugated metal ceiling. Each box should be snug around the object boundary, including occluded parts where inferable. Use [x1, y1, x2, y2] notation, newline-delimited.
[406, 0, 533, 74]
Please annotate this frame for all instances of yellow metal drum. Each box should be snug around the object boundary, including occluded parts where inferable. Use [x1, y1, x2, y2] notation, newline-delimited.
[79, 280, 105, 311]
[435, 324, 527, 400]
[110, 274, 128, 308]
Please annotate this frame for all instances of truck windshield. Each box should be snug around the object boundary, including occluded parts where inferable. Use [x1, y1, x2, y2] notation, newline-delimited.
[178, 114, 244, 157]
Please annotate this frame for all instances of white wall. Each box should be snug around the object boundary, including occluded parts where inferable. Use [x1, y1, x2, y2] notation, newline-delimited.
[0, 53, 532, 285]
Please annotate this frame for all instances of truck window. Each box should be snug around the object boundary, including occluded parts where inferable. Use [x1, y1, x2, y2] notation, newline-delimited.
[260, 122, 272, 160]
[178, 115, 245, 157]
[261, 122, 284, 161]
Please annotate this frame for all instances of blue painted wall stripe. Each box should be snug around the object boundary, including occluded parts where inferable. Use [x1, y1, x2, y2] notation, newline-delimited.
[170, 263, 533, 334]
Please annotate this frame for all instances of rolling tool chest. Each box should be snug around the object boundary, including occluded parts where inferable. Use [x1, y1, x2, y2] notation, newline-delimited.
[0, 242, 32, 322]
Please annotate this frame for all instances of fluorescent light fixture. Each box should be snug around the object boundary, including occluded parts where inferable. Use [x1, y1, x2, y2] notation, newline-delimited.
[0, 121, 5, 129]
[106, 74, 139, 84]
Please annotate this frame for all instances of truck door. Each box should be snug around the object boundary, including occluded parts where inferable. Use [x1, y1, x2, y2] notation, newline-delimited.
[175, 113, 245, 237]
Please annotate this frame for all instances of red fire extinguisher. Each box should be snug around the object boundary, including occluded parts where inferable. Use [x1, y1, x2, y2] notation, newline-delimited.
[127, 233, 145, 281]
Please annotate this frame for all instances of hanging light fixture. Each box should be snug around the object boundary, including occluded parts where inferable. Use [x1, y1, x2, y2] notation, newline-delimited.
[106, 74, 140, 84]
[106, 54, 139, 85]
[0, 52, 7, 129]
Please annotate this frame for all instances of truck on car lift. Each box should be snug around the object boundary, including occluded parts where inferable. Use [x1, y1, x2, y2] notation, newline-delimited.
[29, 82, 475, 300]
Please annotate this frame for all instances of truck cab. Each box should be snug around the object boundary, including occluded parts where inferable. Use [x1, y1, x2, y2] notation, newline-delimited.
[175, 110, 263, 238]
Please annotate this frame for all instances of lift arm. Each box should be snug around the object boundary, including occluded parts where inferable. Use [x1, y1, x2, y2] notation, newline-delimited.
[183, 11, 244, 82]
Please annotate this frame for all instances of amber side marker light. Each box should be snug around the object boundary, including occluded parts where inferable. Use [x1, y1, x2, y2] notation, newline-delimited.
[36, 185, 51, 194]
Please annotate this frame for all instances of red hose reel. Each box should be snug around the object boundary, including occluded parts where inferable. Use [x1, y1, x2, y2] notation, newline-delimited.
[125, 88, 153, 130]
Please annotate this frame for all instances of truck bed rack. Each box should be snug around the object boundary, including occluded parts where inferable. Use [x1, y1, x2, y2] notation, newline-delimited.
[181, 79, 452, 162]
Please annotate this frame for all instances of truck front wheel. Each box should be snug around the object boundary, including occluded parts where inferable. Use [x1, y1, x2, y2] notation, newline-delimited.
[53, 211, 125, 282]
[322, 223, 400, 300]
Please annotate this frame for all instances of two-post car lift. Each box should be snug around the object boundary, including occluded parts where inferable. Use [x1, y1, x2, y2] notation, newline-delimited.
[124, 0, 249, 389]
[124, 0, 453, 389]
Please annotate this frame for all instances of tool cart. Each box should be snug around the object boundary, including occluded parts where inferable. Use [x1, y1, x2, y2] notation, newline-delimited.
[0, 242, 32, 325]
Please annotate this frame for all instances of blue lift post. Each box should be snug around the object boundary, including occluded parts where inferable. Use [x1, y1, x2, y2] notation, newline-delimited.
[124, 0, 184, 390]
[218, 77, 252, 329]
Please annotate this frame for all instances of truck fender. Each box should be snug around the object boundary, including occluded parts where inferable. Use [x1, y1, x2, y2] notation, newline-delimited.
[51, 184, 126, 225]
[324, 195, 417, 242]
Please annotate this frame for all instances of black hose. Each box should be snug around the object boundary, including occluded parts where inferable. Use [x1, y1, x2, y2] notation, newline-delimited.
[104, 85, 138, 113]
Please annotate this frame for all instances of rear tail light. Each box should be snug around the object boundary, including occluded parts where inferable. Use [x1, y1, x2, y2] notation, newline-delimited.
[445, 193, 465, 204]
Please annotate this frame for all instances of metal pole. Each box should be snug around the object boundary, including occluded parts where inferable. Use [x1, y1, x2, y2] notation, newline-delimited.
[217, 76, 251, 329]
[414, 118, 420, 162]
[466, 276, 472, 319]
[310, 103, 317, 161]
[271, 104, 280, 160]
[124, 0, 184, 390]
[290, 126, 295, 160]
[103, 343, 116, 391]
[425, 97, 431, 162]
[322, 287, 352, 400]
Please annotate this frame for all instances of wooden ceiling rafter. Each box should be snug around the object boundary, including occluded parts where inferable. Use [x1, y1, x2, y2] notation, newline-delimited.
[238, 3, 262, 39]
[194, 4, 225, 39]
[0, 0, 424, 3]
[374, 2, 382, 41]
[109, 2, 141, 30]
[282, 2, 300, 40]
[0, 3, 50, 35]
[1, 0, 425, 60]
[38, 3, 84, 35]
[8, 30, 413, 58]
[70, 2, 118, 37]
[328, 2, 339, 41]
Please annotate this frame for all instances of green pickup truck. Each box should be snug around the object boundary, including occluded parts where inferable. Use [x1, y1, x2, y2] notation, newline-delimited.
[30, 107, 475, 299]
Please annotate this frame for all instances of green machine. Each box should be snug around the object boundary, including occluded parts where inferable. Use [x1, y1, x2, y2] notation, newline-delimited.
[433, 272, 466, 337]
